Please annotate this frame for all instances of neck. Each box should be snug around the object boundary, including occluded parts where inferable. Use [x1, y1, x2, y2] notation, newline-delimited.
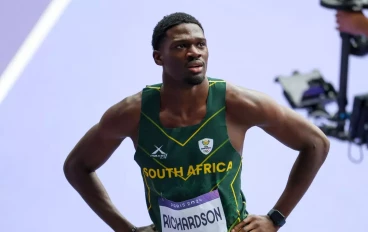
[160, 76, 209, 115]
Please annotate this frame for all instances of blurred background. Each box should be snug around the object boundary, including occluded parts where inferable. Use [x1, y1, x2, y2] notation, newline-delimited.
[1, 0, 368, 231]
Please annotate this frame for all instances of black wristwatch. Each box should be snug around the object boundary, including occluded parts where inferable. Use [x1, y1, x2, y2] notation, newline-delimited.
[267, 209, 286, 227]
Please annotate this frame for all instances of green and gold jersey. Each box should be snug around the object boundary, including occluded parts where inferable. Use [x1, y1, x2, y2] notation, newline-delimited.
[134, 78, 248, 232]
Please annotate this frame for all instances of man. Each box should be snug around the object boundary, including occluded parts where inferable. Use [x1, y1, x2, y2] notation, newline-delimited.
[63, 12, 330, 232]
[336, 10, 368, 36]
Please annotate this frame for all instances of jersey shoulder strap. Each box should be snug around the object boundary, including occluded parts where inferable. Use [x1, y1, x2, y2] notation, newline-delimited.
[140, 83, 162, 116]
[207, 77, 227, 111]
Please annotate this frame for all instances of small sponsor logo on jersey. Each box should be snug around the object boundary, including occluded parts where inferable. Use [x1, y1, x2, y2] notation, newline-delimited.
[198, 138, 213, 155]
[151, 145, 167, 159]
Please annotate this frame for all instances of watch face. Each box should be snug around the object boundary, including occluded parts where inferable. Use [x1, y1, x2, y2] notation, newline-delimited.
[269, 210, 286, 226]
[273, 212, 284, 221]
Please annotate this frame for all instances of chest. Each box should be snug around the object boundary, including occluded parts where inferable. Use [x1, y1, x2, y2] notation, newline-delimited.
[159, 106, 207, 129]
[135, 108, 230, 165]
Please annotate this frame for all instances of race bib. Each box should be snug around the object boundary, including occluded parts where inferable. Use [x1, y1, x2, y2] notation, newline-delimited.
[158, 189, 228, 232]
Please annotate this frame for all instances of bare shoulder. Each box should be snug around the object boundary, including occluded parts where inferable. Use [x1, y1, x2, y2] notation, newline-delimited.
[99, 91, 142, 139]
[225, 81, 279, 128]
[225, 81, 329, 151]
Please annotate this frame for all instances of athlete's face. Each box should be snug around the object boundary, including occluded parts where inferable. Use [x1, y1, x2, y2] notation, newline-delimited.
[153, 23, 209, 86]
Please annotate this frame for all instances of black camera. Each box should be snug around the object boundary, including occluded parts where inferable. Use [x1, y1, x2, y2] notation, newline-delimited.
[275, 70, 337, 113]
[275, 70, 368, 146]
[275, 1, 368, 163]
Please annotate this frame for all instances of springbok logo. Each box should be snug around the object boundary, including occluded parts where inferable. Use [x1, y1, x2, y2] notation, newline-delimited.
[198, 138, 213, 155]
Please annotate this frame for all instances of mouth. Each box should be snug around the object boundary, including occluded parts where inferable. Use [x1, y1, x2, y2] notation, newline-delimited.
[187, 62, 204, 74]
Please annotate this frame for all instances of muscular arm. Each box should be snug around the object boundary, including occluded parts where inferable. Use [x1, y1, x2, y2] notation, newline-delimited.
[227, 84, 330, 219]
[63, 93, 141, 232]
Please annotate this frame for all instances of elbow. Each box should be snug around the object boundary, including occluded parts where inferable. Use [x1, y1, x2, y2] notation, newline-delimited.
[63, 155, 93, 186]
[63, 158, 73, 183]
[312, 135, 330, 164]
[320, 134, 330, 156]
[63, 157, 81, 184]
[302, 133, 330, 164]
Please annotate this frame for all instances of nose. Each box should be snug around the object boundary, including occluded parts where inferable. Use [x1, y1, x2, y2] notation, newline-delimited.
[186, 45, 202, 59]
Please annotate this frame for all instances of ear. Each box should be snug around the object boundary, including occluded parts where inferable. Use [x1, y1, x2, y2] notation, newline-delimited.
[153, 50, 163, 66]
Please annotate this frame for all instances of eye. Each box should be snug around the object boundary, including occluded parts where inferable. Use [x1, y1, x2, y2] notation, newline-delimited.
[176, 44, 186, 49]
[198, 42, 206, 47]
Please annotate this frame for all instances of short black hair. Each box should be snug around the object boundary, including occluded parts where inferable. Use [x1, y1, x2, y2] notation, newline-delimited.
[151, 12, 204, 50]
